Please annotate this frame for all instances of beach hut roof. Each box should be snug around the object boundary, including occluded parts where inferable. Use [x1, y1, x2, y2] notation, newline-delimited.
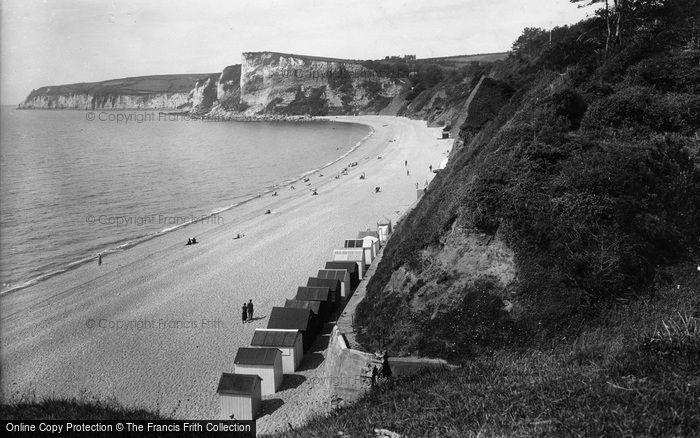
[358, 231, 380, 239]
[333, 248, 365, 261]
[251, 329, 301, 348]
[344, 239, 365, 249]
[317, 269, 348, 281]
[234, 347, 281, 367]
[295, 286, 331, 302]
[307, 277, 340, 293]
[268, 307, 312, 331]
[216, 373, 261, 396]
[285, 299, 321, 315]
[325, 261, 358, 273]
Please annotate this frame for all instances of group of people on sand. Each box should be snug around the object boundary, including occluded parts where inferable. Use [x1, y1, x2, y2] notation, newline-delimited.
[186, 237, 198, 245]
[241, 299, 254, 323]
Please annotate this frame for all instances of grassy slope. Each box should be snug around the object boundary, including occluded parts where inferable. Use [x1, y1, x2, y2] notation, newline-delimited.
[25, 73, 218, 100]
[276, 264, 699, 437]
[0, 398, 168, 420]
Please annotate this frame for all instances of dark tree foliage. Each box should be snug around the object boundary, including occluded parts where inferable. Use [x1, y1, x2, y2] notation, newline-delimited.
[355, 0, 700, 357]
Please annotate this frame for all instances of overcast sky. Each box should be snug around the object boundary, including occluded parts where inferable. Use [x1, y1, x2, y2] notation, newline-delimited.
[1, 0, 595, 105]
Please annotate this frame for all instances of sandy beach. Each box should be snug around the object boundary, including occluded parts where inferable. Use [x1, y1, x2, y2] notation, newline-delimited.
[0, 115, 450, 424]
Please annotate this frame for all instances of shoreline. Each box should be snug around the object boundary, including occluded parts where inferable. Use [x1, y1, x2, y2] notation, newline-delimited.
[0, 115, 450, 424]
[0, 119, 374, 297]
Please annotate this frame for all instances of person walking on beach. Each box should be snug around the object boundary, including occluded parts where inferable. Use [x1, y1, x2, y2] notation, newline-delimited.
[405, 160, 407, 167]
[247, 300, 254, 321]
[98, 253, 102, 266]
[429, 164, 433, 172]
[241, 304, 248, 323]
[406, 169, 410, 176]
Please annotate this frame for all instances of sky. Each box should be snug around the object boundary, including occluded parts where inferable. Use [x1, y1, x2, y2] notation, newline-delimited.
[0, 0, 596, 105]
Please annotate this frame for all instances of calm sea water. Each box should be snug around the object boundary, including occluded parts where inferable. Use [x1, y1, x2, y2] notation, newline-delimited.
[0, 107, 369, 292]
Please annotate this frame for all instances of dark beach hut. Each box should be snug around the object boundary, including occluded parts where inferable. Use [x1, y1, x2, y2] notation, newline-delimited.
[267, 307, 316, 351]
[306, 277, 341, 303]
[317, 269, 351, 299]
[325, 261, 360, 290]
[285, 299, 327, 331]
[295, 286, 333, 318]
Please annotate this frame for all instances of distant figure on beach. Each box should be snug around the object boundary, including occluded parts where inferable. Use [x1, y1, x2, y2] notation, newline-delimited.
[247, 300, 254, 320]
[290, 186, 296, 190]
[242, 304, 248, 323]
[98, 253, 102, 266]
[360, 172, 365, 180]
[272, 191, 278, 197]
[312, 189, 318, 196]
[375, 186, 381, 193]
[191, 237, 197, 244]
[234, 233, 244, 240]
[265, 209, 271, 215]
[406, 169, 410, 176]
[429, 164, 433, 172]
[405, 160, 407, 167]
[186, 238, 192, 246]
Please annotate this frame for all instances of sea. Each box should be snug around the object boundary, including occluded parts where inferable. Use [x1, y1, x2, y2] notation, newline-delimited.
[0, 107, 370, 293]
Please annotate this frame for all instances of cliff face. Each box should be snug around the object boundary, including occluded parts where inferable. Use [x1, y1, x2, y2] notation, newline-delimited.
[239, 52, 406, 115]
[19, 52, 502, 120]
[18, 74, 214, 110]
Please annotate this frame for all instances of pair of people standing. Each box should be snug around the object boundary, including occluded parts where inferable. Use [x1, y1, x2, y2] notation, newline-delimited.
[241, 299, 254, 323]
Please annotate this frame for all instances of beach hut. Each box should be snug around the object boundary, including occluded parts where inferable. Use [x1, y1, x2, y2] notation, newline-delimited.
[344, 239, 371, 265]
[284, 299, 326, 333]
[357, 232, 380, 264]
[250, 329, 303, 374]
[324, 261, 360, 291]
[333, 248, 367, 278]
[295, 286, 333, 318]
[377, 220, 392, 245]
[216, 373, 261, 421]
[306, 277, 342, 303]
[233, 347, 283, 396]
[317, 269, 351, 299]
[267, 307, 316, 351]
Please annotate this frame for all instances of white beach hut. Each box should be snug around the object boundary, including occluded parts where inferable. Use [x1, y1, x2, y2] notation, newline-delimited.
[233, 347, 283, 396]
[332, 248, 367, 278]
[357, 231, 380, 264]
[377, 220, 392, 245]
[216, 373, 262, 421]
[250, 329, 303, 374]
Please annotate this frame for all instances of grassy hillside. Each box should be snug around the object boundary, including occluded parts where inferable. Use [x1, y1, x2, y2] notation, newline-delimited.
[24, 73, 216, 100]
[355, 0, 700, 361]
